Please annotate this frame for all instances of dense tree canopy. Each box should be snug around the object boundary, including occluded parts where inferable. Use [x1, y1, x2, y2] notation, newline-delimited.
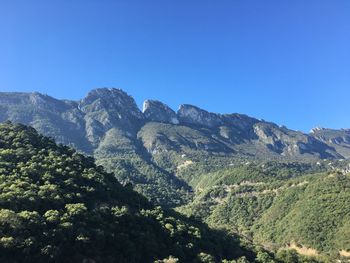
[0, 122, 258, 263]
[178, 161, 350, 262]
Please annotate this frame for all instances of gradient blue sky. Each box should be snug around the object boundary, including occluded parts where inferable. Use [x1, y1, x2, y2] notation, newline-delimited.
[1, 0, 349, 132]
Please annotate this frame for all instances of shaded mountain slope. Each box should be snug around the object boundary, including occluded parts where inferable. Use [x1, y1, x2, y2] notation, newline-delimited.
[311, 127, 350, 158]
[0, 88, 348, 206]
[0, 122, 258, 263]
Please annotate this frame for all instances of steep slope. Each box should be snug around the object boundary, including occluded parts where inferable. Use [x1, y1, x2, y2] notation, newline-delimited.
[177, 161, 350, 261]
[0, 88, 347, 207]
[0, 88, 344, 162]
[0, 89, 190, 207]
[79, 88, 144, 147]
[253, 171, 350, 255]
[0, 122, 257, 263]
[94, 127, 192, 206]
[0, 92, 91, 152]
[311, 127, 350, 158]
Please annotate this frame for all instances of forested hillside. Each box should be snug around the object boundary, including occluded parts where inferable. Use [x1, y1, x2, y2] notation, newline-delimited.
[0, 122, 259, 263]
[177, 161, 350, 262]
[0, 89, 349, 207]
[1, 89, 350, 262]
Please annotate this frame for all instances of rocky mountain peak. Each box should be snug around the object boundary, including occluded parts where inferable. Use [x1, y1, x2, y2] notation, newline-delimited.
[177, 104, 223, 127]
[0, 92, 70, 113]
[310, 128, 350, 158]
[310, 127, 325, 134]
[78, 88, 144, 146]
[0, 88, 349, 160]
[28, 92, 71, 111]
[143, 100, 179, 124]
[79, 88, 143, 118]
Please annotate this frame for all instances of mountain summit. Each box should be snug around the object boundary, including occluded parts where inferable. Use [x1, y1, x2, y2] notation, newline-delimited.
[0, 88, 349, 206]
[0, 88, 347, 159]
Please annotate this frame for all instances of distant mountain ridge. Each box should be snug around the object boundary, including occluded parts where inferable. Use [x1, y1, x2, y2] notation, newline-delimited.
[1, 88, 349, 207]
[311, 127, 350, 158]
[0, 88, 348, 159]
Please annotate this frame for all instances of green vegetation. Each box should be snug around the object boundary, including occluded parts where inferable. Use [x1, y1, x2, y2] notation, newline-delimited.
[95, 152, 192, 207]
[1, 93, 350, 262]
[94, 126, 192, 207]
[0, 122, 260, 262]
[254, 171, 350, 254]
[177, 162, 350, 262]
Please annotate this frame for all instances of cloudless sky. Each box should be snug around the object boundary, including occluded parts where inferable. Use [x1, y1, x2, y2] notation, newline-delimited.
[1, 0, 349, 132]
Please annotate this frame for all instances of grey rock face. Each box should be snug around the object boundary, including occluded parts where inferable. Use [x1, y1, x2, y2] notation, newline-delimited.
[79, 88, 144, 145]
[222, 114, 259, 131]
[0, 88, 146, 151]
[143, 100, 179, 124]
[311, 128, 350, 158]
[1, 88, 348, 208]
[311, 128, 350, 145]
[0, 88, 347, 160]
[252, 123, 342, 159]
[0, 92, 91, 152]
[79, 88, 143, 119]
[177, 104, 223, 127]
[217, 114, 260, 143]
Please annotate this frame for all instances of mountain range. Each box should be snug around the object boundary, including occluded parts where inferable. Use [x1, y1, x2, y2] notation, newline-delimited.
[1, 88, 350, 261]
[1, 88, 348, 160]
[0, 88, 349, 207]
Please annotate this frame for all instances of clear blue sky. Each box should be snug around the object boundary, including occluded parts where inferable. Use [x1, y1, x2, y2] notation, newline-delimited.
[1, 0, 349, 132]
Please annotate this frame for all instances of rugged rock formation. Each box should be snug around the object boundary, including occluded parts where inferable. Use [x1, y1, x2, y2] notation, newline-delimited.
[79, 88, 144, 145]
[0, 88, 348, 160]
[253, 123, 341, 159]
[143, 99, 179, 124]
[0, 91, 90, 152]
[311, 128, 350, 158]
[1, 88, 348, 206]
[311, 128, 350, 145]
[177, 104, 223, 127]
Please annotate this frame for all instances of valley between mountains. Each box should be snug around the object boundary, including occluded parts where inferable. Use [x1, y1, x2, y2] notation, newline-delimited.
[0, 88, 349, 262]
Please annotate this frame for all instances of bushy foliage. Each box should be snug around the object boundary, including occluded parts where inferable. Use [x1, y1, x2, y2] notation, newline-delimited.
[0, 122, 255, 262]
[178, 161, 350, 262]
[94, 126, 193, 207]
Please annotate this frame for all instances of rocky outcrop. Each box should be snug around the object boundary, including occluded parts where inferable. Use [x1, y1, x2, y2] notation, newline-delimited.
[311, 128, 350, 158]
[79, 88, 144, 145]
[222, 114, 259, 131]
[0, 92, 91, 152]
[143, 100, 179, 124]
[177, 104, 223, 127]
[0, 88, 347, 160]
[311, 128, 350, 145]
[79, 88, 143, 118]
[137, 122, 233, 155]
[0, 92, 71, 115]
[217, 114, 260, 143]
[253, 123, 342, 159]
[0, 88, 146, 150]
